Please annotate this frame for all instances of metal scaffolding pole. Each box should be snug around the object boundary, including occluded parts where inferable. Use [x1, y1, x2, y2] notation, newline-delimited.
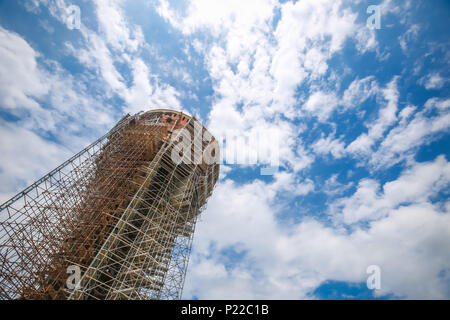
[0, 109, 219, 300]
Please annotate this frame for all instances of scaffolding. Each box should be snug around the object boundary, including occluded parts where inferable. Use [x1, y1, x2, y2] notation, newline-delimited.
[0, 109, 219, 300]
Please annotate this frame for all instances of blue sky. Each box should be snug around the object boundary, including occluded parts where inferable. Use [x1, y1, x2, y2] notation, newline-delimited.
[0, 0, 449, 299]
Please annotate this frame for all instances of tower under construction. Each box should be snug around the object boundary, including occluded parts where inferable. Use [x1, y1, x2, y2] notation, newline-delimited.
[0, 109, 219, 300]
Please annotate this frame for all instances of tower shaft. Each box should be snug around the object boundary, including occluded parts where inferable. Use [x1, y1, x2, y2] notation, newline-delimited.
[0, 110, 219, 300]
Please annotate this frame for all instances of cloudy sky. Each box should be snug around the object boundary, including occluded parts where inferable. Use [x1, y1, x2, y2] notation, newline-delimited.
[0, 0, 449, 299]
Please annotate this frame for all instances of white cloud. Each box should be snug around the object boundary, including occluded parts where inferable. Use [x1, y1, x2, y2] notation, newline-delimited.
[158, 0, 276, 41]
[95, 0, 144, 53]
[323, 174, 353, 196]
[332, 155, 450, 224]
[0, 121, 71, 203]
[0, 26, 49, 111]
[347, 77, 399, 155]
[33, 0, 182, 114]
[86, 0, 182, 112]
[67, 30, 127, 95]
[313, 134, 346, 159]
[185, 176, 318, 299]
[186, 155, 450, 299]
[303, 91, 339, 122]
[270, 0, 360, 115]
[157, 0, 374, 176]
[156, 0, 373, 120]
[39, 19, 55, 33]
[286, 202, 450, 299]
[122, 58, 182, 114]
[0, 23, 118, 201]
[421, 73, 446, 90]
[341, 76, 379, 109]
[0, 26, 114, 145]
[399, 24, 420, 53]
[153, 3, 450, 299]
[370, 98, 450, 168]
[310, 82, 450, 170]
[310, 76, 397, 161]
